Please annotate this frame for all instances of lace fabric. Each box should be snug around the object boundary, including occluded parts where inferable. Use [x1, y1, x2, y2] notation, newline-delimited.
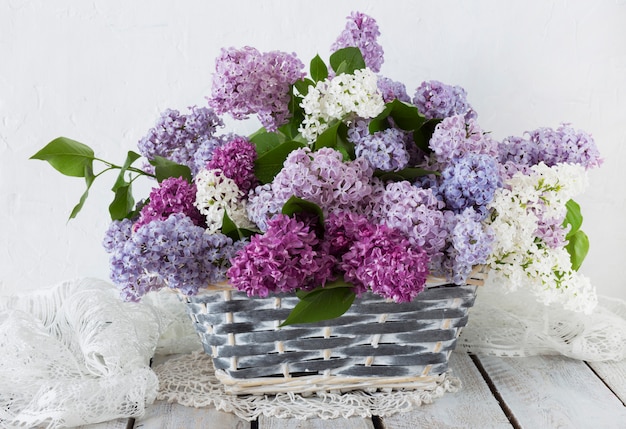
[0, 277, 623, 428]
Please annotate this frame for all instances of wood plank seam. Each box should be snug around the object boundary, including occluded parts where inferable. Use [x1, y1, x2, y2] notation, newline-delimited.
[469, 354, 522, 429]
[584, 361, 626, 407]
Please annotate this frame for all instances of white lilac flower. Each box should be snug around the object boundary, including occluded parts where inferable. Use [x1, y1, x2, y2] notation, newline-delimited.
[298, 68, 385, 142]
[194, 168, 253, 233]
[484, 162, 596, 313]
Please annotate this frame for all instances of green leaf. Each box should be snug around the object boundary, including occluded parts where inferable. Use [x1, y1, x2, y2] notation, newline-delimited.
[280, 286, 356, 326]
[413, 119, 441, 153]
[329, 47, 366, 75]
[277, 85, 306, 140]
[282, 196, 324, 224]
[374, 167, 439, 182]
[109, 183, 135, 220]
[310, 54, 328, 82]
[293, 78, 315, 97]
[566, 229, 589, 271]
[251, 131, 282, 156]
[112, 151, 141, 191]
[68, 165, 96, 220]
[31, 137, 95, 177]
[221, 210, 258, 241]
[313, 121, 353, 160]
[563, 199, 583, 238]
[149, 156, 192, 183]
[254, 140, 305, 184]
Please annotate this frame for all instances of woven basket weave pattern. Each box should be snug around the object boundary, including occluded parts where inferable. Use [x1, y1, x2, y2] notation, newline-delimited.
[184, 276, 481, 394]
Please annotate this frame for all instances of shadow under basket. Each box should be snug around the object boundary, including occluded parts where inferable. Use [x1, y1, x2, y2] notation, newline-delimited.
[183, 267, 487, 395]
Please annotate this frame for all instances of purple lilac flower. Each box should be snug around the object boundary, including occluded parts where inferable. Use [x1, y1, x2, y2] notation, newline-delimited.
[413, 80, 476, 121]
[535, 205, 569, 249]
[323, 211, 377, 257]
[137, 106, 223, 170]
[354, 128, 410, 171]
[331, 11, 384, 73]
[377, 76, 410, 103]
[228, 214, 335, 297]
[429, 115, 498, 163]
[340, 222, 429, 303]
[103, 213, 236, 301]
[439, 154, 501, 215]
[134, 177, 204, 230]
[370, 181, 449, 257]
[248, 147, 374, 225]
[437, 208, 494, 285]
[208, 46, 305, 131]
[207, 136, 258, 194]
[191, 133, 239, 175]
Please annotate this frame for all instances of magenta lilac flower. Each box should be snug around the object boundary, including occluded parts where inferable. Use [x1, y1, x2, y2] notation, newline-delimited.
[228, 214, 335, 297]
[354, 128, 410, 171]
[331, 11, 384, 73]
[439, 154, 501, 214]
[104, 213, 236, 301]
[137, 106, 223, 170]
[413, 80, 476, 121]
[134, 176, 204, 230]
[208, 46, 305, 131]
[323, 211, 377, 257]
[207, 136, 258, 194]
[340, 222, 429, 302]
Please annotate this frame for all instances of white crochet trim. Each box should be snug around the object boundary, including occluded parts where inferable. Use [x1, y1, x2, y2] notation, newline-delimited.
[154, 351, 462, 421]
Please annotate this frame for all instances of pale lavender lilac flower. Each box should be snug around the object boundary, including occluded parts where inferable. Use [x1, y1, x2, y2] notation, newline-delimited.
[354, 128, 410, 171]
[428, 115, 498, 163]
[413, 80, 476, 121]
[104, 213, 236, 301]
[331, 11, 384, 73]
[369, 181, 449, 258]
[499, 123, 603, 177]
[438, 208, 495, 285]
[377, 76, 411, 103]
[247, 147, 374, 226]
[208, 46, 305, 131]
[134, 177, 204, 230]
[207, 136, 258, 194]
[439, 154, 501, 214]
[228, 214, 335, 297]
[137, 106, 223, 170]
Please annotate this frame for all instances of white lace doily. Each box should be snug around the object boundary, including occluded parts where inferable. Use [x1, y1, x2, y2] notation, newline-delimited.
[154, 351, 461, 421]
[459, 284, 626, 361]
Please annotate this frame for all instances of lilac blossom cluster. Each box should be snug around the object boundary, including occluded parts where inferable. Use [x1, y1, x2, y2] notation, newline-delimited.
[413, 80, 476, 121]
[439, 154, 502, 214]
[246, 147, 374, 229]
[324, 211, 430, 302]
[228, 214, 335, 297]
[134, 176, 204, 230]
[428, 115, 499, 163]
[137, 106, 223, 171]
[330, 11, 384, 73]
[377, 76, 411, 103]
[208, 46, 305, 131]
[354, 128, 410, 171]
[498, 123, 603, 179]
[207, 136, 258, 194]
[103, 214, 236, 301]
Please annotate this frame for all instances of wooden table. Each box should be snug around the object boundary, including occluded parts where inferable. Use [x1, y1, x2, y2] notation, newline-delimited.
[82, 352, 626, 429]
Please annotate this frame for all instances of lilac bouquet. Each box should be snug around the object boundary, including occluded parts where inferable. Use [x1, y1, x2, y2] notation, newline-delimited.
[32, 12, 602, 323]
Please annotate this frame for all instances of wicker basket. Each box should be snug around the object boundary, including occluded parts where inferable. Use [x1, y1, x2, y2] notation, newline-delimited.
[183, 266, 487, 395]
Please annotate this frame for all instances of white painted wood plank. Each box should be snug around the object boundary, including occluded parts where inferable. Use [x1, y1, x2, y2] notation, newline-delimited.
[587, 359, 626, 405]
[476, 355, 626, 428]
[133, 400, 248, 429]
[380, 352, 512, 429]
[258, 415, 373, 429]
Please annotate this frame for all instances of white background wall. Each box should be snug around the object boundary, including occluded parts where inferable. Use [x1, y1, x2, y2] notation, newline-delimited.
[1, 0, 625, 301]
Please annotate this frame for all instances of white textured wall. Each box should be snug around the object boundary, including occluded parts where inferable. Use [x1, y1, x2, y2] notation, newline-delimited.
[1, 0, 625, 300]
